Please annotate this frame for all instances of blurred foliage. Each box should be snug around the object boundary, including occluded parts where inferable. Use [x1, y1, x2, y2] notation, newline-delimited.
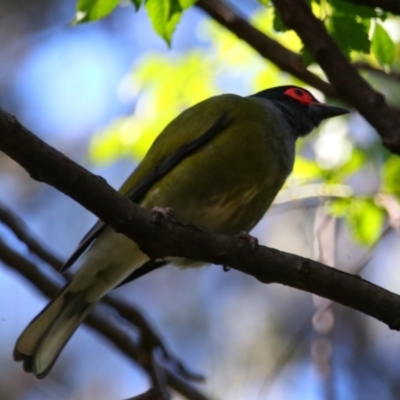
[90, 8, 303, 162]
[90, 51, 219, 162]
[382, 155, 400, 198]
[82, 1, 400, 247]
[330, 197, 385, 246]
[74, 0, 396, 66]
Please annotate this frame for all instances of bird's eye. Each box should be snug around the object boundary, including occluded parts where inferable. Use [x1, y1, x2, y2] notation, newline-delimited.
[284, 87, 318, 105]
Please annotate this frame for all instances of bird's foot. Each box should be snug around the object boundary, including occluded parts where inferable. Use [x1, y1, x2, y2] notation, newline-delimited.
[237, 231, 258, 249]
[151, 206, 175, 222]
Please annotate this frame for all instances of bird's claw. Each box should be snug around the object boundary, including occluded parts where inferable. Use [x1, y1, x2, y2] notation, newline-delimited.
[238, 231, 258, 249]
[151, 207, 175, 222]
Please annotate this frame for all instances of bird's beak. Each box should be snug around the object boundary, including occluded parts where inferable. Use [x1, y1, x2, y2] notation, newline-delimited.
[312, 104, 350, 120]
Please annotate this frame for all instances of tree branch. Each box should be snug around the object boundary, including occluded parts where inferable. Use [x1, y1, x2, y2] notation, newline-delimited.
[0, 239, 212, 400]
[1, 111, 400, 330]
[272, 0, 400, 155]
[196, 0, 339, 99]
[353, 61, 400, 83]
[0, 204, 63, 269]
[103, 296, 204, 384]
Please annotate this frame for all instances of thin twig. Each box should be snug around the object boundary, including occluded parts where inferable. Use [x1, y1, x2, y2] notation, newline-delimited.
[0, 240, 213, 400]
[104, 296, 204, 383]
[124, 388, 163, 400]
[353, 62, 400, 83]
[256, 317, 311, 398]
[0, 200, 204, 384]
[0, 204, 63, 269]
[146, 351, 171, 400]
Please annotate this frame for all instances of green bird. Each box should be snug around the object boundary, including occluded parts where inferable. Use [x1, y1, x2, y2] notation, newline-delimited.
[14, 85, 348, 378]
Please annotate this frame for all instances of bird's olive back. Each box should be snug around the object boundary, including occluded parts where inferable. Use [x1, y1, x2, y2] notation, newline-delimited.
[119, 94, 297, 234]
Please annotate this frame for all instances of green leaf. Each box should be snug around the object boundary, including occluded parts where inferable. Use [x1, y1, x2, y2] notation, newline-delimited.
[328, 0, 378, 18]
[300, 45, 314, 67]
[257, 0, 271, 5]
[293, 156, 324, 181]
[332, 148, 366, 181]
[378, 11, 389, 22]
[179, 0, 197, 9]
[329, 197, 350, 217]
[328, 15, 370, 58]
[382, 155, 400, 197]
[330, 197, 385, 246]
[168, 0, 183, 20]
[145, 0, 187, 45]
[89, 50, 219, 164]
[75, 0, 119, 22]
[352, 200, 385, 246]
[131, 0, 143, 11]
[371, 23, 395, 67]
[272, 9, 288, 32]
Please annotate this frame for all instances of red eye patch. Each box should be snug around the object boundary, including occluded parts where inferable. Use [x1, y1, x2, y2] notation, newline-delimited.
[284, 87, 320, 105]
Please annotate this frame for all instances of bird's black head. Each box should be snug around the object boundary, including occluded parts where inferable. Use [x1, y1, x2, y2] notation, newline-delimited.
[253, 86, 349, 138]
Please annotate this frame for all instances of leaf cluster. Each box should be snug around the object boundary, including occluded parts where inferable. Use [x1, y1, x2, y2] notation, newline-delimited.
[74, 0, 196, 45]
[269, 0, 395, 67]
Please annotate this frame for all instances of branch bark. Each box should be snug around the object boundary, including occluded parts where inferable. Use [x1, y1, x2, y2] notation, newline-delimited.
[272, 0, 400, 155]
[196, 0, 339, 99]
[1, 110, 400, 330]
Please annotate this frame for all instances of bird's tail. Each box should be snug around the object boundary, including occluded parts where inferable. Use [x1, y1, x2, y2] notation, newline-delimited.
[14, 230, 150, 378]
[14, 284, 94, 379]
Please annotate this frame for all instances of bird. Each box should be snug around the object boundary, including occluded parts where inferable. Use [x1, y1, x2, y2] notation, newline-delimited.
[14, 85, 348, 378]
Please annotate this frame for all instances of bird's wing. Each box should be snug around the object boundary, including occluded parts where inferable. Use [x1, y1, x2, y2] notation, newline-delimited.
[115, 259, 168, 288]
[60, 220, 105, 272]
[122, 111, 228, 203]
[60, 101, 230, 273]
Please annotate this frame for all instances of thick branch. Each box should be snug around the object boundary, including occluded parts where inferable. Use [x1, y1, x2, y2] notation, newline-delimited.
[272, 0, 400, 155]
[2, 112, 400, 330]
[196, 0, 339, 99]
